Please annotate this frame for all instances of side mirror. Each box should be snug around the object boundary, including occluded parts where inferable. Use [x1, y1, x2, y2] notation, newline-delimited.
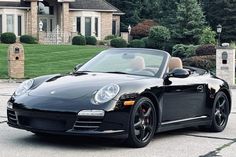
[74, 64, 83, 72]
[167, 68, 190, 79]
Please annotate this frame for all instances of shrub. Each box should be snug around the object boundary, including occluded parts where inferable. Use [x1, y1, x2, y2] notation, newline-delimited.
[195, 44, 216, 56]
[199, 27, 216, 45]
[0, 32, 16, 44]
[129, 39, 145, 48]
[172, 44, 198, 58]
[183, 55, 216, 71]
[148, 26, 171, 49]
[110, 38, 127, 48]
[72, 35, 86, 45]
[141, 37, 159, 49]
[85, 36, 97, 45]
[20, 35, 37, 44]
[131, 20, 158, 39]
[104, 35, 118, 40]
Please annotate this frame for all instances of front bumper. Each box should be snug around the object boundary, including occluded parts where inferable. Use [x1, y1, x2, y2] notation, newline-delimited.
[7, 108, 129, 138]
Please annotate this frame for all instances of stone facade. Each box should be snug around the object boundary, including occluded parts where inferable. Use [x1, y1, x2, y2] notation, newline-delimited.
[216, 47, 235, 85]
[101, 12, 113, 40]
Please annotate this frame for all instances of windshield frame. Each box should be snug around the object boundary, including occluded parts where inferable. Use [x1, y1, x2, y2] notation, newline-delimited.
[77, 48, 170, 78]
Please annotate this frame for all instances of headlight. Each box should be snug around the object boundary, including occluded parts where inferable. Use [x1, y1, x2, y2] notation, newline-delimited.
[15, 79, 34, 96]
[94, 84, 120, 104]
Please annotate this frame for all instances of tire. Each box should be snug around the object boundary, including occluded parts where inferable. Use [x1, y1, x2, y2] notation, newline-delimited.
[209, 91, 230, 132]
[126, 97, 157, 148]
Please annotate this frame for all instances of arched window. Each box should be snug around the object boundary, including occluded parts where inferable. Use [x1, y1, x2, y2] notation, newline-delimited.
[38, 1, 54, 15]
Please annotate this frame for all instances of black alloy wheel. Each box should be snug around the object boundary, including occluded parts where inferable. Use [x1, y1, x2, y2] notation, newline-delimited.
[127, 97, 157, 148]
[210, 91, 230, 132]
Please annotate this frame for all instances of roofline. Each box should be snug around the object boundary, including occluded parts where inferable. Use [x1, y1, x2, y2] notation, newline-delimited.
[113, 12, 125, 15]
[69, 8, 117, 12]
[0, 6, 30, 9]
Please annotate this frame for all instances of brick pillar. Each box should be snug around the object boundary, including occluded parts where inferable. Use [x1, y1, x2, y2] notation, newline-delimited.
[101, 13, 113, 40]
[62, 2, 70, 43]
[28, 1, 38, 38]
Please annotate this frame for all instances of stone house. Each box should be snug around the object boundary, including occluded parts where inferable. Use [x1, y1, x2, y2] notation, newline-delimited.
[0, 0, 124, 43]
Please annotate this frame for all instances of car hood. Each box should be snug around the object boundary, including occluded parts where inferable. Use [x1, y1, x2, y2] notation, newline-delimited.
[29, 73, 149, 99]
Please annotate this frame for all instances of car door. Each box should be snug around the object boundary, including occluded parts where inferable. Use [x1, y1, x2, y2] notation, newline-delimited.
[161, 76, 208, 123]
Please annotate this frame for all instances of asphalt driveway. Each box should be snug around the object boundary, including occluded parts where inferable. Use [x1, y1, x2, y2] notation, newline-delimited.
[0, 82, 235, 157]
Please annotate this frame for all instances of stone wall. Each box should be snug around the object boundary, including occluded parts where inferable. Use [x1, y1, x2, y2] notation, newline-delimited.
[101, 12, 112, 40]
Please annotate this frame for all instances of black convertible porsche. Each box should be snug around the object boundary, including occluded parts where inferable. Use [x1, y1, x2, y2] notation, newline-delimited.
[7, 48, 231, 148]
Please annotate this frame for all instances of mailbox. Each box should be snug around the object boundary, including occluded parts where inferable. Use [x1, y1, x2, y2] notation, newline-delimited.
[222, 51, 228, 64]
[8, 43, 25, 79]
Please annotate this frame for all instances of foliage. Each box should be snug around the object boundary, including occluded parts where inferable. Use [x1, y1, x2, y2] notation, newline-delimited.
[0, 44, 105, 78]
[72, 36, 86, 45]
[199, 27, 216, 45]
[129, 39, 146, 48]
[20, 35, 37, 44]
[195, 44, 216, 56]
[85, 36, 97, 45]
[172, 0, 206, 44]
[183, 55, 216, 71]
[104, 35, 118, 40]
[172, 44, 198, 58]
[148, 26, 171, 50]
[201, 0, 236, 42]
[107, 0, 159, 31]
[131, 20, 158, 39]
[0, 32, 16, 44]
[110, 38, 127, 48]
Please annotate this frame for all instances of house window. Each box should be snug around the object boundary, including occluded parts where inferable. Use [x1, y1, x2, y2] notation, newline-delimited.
[7, 15, 14, 33]
[0, 15, 2, 34]
[112, 20, 117, 35]
[76, 17, 81, 34]
[18, 16, 22, 36]
[95, 17, 98, 37]
[85, 17, 91, 36]
[50, 19, 53, 32]
[38, 1, 54, 15]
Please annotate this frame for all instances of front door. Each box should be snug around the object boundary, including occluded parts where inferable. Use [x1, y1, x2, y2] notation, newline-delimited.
[161, 77, 208, 123]
[39, 17, 56, 32]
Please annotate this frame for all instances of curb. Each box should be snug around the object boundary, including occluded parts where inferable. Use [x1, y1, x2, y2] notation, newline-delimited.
[0, 79, 24, 83]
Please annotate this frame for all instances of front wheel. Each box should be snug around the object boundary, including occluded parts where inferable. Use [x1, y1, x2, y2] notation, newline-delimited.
[126, 97, 157, 148]
[209, 91, 230, 132]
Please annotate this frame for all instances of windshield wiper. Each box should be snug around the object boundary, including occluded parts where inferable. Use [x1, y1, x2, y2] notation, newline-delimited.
[106, 71, 129, 74]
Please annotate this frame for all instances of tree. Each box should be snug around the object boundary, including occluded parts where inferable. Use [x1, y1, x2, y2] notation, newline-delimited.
[158, 0, 179, 30]
[107, 0, 159, 31]
[172, 0, 206, 44]
[202, 0, 236, 42]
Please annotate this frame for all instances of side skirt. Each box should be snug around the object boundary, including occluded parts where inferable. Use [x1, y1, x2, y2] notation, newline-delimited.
[156, 116, 212, 133]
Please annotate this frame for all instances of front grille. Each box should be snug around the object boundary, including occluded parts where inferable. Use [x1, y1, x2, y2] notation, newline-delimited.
[7, 109, 18, 125]
[73, 117, 103, 131]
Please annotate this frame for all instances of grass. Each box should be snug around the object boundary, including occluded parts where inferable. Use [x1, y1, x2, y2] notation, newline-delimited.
[0, 44, 106, 78]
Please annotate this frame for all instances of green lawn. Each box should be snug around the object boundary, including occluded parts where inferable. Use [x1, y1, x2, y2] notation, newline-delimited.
[0, 44, 106, 78]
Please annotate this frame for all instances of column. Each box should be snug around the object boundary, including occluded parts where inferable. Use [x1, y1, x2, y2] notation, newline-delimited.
[28, 1, 38, 38]
[62, 2, 70, 43]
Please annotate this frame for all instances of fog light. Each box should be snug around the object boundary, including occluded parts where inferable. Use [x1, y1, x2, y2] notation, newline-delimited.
[78, 110, 105, 117]
[7, 102, 13, 109]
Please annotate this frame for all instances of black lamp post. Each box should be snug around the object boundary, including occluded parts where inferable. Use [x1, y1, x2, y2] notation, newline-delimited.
[217, 24, 222, 47]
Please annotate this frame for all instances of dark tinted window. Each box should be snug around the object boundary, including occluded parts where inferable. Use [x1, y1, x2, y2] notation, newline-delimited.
[112, 20, 116, 35]
[95, 17, 98, 37]
[77, 17, 81, 33]
[0, 15, 2, 34]
[85, 17, 91, 36]
[18, 16, 22, 36]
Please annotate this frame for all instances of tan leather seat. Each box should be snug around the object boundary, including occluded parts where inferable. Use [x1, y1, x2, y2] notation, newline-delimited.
[168, 57, 183, 72]
[130, 56, 145, 71]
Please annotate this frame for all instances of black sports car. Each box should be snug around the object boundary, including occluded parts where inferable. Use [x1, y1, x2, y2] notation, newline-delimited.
[7, 48, 231, 148]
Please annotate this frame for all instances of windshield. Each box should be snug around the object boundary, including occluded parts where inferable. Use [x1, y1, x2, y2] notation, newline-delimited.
[78, 49, 169, 77]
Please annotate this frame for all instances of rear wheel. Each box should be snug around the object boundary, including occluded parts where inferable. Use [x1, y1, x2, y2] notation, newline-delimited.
[126, 97, 157, 148]
[209, 91, 230, 132]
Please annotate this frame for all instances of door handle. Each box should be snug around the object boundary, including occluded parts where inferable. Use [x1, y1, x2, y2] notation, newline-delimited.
[197, 85, 204, 92]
